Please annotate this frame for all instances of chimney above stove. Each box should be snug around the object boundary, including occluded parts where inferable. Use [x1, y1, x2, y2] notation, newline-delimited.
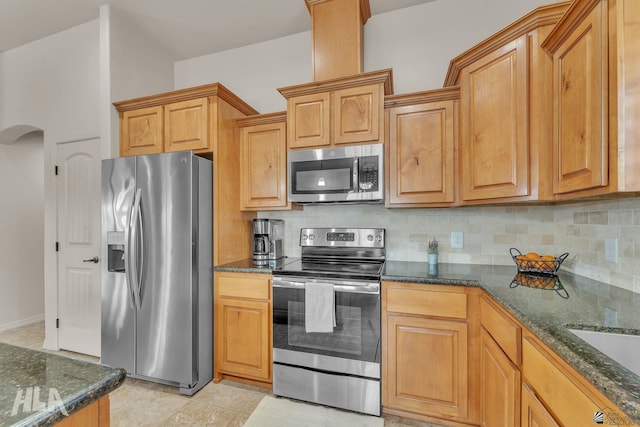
[305, 0, 371, 81]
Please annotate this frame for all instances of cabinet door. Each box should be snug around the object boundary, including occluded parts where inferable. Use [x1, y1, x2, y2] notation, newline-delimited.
[460, 36, 529, 201]
[481, 328, 520, 427]
[385, 314, 468, 419]
[240, 122, 288, 210]
[217, 297, 271, 381]
[551, 3, 607, 194]
[521, 383, 560, 427]
[333, 84, 382, 145]
[288, 92, 331, 148]
[164, 98, 209, 152]
[120, 106, 163, 157]
[388, 101, 455, 205]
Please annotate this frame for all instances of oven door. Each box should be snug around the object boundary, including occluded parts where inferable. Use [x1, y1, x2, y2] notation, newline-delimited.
[272, 276, 380, 379]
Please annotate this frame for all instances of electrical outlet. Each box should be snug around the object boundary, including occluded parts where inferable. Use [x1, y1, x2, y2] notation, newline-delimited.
[451, 232, 464, 249]
[605, 238, 618, 263]
[604, 307, 619, 327]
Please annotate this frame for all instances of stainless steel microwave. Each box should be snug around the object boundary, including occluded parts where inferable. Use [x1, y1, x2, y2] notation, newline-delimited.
[288, 143, 383, 204]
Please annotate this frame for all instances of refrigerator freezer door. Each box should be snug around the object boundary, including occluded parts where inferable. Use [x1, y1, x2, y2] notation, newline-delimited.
[101, 156, 136, 373]
[135, 152, 196, 385]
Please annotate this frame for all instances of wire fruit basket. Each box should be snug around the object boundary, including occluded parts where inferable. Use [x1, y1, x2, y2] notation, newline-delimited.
[509, 248, 569, 275]
[509, 272, 569, 299]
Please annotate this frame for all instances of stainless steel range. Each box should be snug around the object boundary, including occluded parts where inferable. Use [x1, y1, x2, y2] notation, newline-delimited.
[271, 227, 385, 416]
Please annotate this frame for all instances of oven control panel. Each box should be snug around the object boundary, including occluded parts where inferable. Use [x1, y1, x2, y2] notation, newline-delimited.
[300, 228, 384, 248]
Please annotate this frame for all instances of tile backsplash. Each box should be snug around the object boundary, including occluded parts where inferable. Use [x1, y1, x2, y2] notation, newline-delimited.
[260, 197, 640, 293]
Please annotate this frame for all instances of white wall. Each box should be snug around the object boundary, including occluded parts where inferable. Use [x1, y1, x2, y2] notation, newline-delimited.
[0, 20, 101, 346]
[0, 133, 44, 330]
[175, 32, 310, 113]
[175, 0, 560, 112]
[103, 5, 174, 158]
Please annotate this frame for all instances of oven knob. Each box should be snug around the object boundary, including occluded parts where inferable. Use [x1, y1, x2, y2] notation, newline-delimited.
[367, 234, 374, 241]
[309, 234, 315, 240]
[301, 234, 308, 241]
[375, 234, 383, 242]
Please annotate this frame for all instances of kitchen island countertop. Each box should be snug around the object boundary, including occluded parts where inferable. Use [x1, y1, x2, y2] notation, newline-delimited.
[0, 342, 126, 426]
[215, 259, 640, 424]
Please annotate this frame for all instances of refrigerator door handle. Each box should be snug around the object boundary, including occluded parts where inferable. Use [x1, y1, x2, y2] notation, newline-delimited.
[136, 190, 145, 307]
[128, 188, 142, 310]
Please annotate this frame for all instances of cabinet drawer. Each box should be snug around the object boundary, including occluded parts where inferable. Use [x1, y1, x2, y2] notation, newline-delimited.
[216, 273, 270, 300]
[522, 336, 603, 426]
[480, 296, 521, 365]
[385, 285, 467, 319]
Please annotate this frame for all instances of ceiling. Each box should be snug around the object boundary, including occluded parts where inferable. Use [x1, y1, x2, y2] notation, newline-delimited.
[0, 0, 435, 61]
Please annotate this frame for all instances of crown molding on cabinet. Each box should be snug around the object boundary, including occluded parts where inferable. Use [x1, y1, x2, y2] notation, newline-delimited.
[113, 82, 259, 116]
[277, 68, 394, 98]
[541, 0, 603, 53]
[384, 86, 460, 109]
[443, 1, 571, 87]
[236, 111, 287, 128]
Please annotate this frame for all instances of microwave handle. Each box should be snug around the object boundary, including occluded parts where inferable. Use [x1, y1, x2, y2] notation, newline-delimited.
[353, 157, 359, 193]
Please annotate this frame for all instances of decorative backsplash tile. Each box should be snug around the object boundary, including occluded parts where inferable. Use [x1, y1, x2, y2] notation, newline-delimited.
[260, 197, 640, 293]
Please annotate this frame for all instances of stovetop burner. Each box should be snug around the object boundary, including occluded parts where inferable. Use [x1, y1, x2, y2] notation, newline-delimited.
[272, 227, 386, 281]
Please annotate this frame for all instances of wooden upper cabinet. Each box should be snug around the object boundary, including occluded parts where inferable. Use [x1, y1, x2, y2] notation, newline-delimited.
[114, 83, 258, 158]
[444, 3, 570, 203]
[164, 98, 209, 152]
[279, 69, 392, 150]
[287, 92, 331, 148]
[460, 36, 529, 201]
[542, 0, 640, 198]
[238, 112, 295, 211]
[551, 4, 606, 194]
[333, 84, 381, 144]
[385, 88, 459, 207]
[121, 106, 163, 157]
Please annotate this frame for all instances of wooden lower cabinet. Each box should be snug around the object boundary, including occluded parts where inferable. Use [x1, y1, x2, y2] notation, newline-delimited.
[385, 314, 468, 419]
[480, 328, 520, 427]
[521, 334, 627, 427]
[214, 272, 272, 385]
[382, 282, 480, 425]
[56, 396, 110, 427]
[521, 383, 559, 427]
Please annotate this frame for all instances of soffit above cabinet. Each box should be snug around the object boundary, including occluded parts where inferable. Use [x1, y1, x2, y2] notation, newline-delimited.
[443, 1, 571, 87]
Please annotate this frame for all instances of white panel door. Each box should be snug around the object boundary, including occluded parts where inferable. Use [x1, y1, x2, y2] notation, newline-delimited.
[56, 138, 101, 356]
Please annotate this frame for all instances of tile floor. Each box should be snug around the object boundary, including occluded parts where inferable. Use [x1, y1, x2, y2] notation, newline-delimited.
[0, 322, 444, 426]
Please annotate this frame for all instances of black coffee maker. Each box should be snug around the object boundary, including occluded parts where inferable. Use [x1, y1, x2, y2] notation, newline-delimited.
[252, 219, 284, 266]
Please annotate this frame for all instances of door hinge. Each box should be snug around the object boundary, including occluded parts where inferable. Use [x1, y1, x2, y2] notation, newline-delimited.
[55, 242, 59, 252]
[55, 165, 59, 175]
[56, 318, 59, 329]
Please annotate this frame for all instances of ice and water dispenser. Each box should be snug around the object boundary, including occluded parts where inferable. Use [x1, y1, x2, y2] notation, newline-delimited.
[107, 231, 126, 272]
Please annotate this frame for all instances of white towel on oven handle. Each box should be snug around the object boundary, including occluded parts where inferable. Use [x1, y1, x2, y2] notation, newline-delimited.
[304, 282, 336, 333]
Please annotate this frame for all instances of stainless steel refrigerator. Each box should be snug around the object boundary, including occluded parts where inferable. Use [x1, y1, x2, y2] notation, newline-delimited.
[101, 151, 212, 395]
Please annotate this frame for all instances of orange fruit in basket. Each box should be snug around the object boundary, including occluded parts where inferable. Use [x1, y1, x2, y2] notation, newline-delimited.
[525, 252, 540, 259]
[541, 255, 556, 270]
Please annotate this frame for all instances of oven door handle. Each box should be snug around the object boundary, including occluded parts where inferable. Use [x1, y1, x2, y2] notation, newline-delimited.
[272, 278, 379, 294]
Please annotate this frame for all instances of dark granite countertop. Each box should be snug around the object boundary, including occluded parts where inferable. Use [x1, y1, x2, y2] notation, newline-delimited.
[215, 258, 640, 423]
[383, 261, 640, 424]
[0, 342, 126, 426]
[213, 257, 293, 274]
